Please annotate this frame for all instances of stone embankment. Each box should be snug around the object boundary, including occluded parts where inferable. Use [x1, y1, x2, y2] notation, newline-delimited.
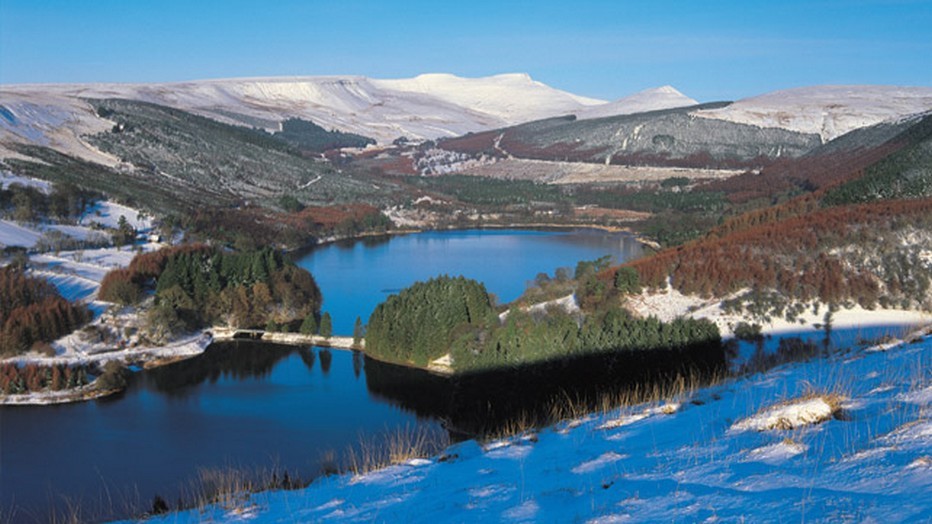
[211, 328, 363, 350]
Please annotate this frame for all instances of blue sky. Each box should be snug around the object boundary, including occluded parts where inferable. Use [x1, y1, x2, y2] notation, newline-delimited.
[1, 0, 929, 101]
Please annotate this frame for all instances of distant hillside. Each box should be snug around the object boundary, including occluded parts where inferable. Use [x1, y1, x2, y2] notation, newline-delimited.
[700, 112, 932, 204]
[614, 115, 932, 314]
[3, 100, 390, 215]
[439, 103, 822, 169]
[0, 73, 608, 163]
[695, 85, 932, 142]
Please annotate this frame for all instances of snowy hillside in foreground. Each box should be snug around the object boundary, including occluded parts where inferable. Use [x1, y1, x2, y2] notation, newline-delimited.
[0, 73, 607, 163]
[578, 85, 698, 120]
[137, 327, 932, 523]
[696, 85, 932, 142]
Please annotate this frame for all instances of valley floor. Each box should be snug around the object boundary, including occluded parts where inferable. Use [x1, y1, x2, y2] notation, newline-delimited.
[134, 326, 932, 523]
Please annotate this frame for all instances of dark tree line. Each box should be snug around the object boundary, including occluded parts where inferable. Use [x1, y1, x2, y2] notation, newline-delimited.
[451, 305, 719, 372]
[0, 181, 99, 223]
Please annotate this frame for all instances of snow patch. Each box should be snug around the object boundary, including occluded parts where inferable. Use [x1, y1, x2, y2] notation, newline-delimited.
[0, 219, 42, 247]
[745, 439, 808, 464]
[486, 442, 533, 460]
[501, 499, 539, 521]
[897, 386, 932, 405]
[572, 451, 627, 474]
[598, 403, 681, 430]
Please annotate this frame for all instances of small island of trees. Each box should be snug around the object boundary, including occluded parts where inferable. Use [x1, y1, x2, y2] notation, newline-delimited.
[365, 268, 721, 373]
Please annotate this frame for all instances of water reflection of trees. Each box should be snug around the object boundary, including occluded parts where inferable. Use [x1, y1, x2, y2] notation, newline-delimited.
[147, 342, 295, 393]
[364, 340, 726, 438]
[298, 347, 315, 372]
[319, 349, 332, 374]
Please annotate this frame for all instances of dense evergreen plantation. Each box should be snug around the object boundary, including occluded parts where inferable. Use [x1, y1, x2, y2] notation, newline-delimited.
[451, 306, 720, 371]
[366, 276, 496, 366]
[274, 118, 375, 153]
[366, 274, 720, 372]
[0, 267, 91, 356]
[99, 245, 321, 337]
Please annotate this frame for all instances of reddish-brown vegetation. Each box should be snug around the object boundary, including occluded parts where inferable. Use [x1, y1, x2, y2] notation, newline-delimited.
[621, 198, 932, 306]
[700, 128, 919, 204]
[438, 130, 502, 156]
[98, 243, 214, 304]
[186, 203, 390, 248]
[0, 362, 90, 394]
[0, 267, 91, 356]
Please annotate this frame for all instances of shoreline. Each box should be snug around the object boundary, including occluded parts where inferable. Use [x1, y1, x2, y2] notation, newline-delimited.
[292, 221, 659, 256]
[4, 306, 929, 405]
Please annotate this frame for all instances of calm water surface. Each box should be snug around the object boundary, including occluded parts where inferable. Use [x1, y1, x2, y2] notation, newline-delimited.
[0, 228, 643, 521]
[299, 228, 643, 333]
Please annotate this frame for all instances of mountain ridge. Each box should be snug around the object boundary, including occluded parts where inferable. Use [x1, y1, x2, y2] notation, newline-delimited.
[2, 75, 931, 170]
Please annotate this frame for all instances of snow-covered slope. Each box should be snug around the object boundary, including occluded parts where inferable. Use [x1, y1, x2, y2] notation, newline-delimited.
[136, 327, 932, 523]
[577, 85, 698, 120]
[0, 91, 121, 166]
[374, 73, 603, 123]
[696, 85, 932, 142]
[0, 74, 606, 162]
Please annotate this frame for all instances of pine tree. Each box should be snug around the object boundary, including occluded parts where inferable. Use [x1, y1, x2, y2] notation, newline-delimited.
[300, 313, 318, 335]
[319, 312, 333, 338]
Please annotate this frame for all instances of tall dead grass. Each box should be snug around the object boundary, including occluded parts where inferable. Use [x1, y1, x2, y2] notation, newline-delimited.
[346, 425, 450, 476]
[484, 369, 726, 442]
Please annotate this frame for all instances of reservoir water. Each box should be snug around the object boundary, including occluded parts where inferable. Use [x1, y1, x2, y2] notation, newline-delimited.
[0, 229, 643, 521]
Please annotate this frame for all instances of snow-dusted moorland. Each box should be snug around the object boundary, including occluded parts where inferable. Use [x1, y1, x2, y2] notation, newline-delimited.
[132, 325, 932, 523]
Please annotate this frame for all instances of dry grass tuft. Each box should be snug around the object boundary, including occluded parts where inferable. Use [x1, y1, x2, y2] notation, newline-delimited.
[347, 425, 450, 477]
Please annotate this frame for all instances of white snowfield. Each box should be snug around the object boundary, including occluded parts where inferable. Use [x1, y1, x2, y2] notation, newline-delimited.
[696, 85, 932, 142]
[0, 219, 42, 248]
[577, 85, 699, 120]
[0, 73, 609, 159]
[136, 330, 932, 523]
[80, 200, 152, 230]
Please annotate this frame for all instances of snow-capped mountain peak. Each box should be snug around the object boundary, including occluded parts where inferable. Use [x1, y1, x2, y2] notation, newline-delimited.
[577, 85, 699, 120]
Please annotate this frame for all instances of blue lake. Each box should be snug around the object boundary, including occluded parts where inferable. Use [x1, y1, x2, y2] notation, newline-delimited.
[298, 228, 643, 333]
[0, 228, 643, 521]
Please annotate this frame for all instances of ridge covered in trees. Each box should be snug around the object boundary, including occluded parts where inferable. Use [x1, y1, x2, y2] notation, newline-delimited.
[365, 274, 721, 372]
[0, 267, 91, 356]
